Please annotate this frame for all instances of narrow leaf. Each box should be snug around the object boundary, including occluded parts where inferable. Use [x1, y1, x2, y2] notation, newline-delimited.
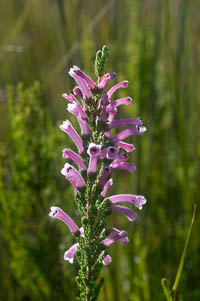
[161, 278, 172, 301]
[172, 204, 196, 293]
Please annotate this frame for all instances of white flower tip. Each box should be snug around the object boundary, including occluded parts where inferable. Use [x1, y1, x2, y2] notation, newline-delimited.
[123, 80, 129, 87]
[139, 126, 146, 134]
[49, 206, 59, 218]
[64, 255, 74, 263]
[67, 103, 77, 110]
[72, 65, 79, 71]
[61, 168, 66, 176]
[62, 93, 68, 98]
[138, 196, 147, 210]
[60, 120, 71, 130]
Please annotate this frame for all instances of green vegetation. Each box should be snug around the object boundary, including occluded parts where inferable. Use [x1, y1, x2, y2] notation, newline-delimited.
[0, 0, 199, 300]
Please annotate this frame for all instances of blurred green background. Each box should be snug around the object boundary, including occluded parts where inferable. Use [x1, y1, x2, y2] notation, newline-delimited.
[0, 0, 199, 300]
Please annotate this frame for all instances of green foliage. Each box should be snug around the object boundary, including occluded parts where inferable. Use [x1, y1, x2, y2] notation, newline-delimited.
[95, 45, 109, 78]
[0, 83, 77, 300]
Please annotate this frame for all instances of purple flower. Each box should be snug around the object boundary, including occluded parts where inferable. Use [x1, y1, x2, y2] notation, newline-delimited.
[98, 166, 112, 186]
[64, 243, 79, 263]
[108, 108, 117, 122]
[118, 152, 129, 161]
[62, 149, 87, 170]
[110, 161, 136, 173]
[66, 103, 90, 136]
[87, 143, 102, 173]
[106, 80, 129, 100]
[66, 177, 79, 194]
[62, 93, 78, 104]
[101, 178, 113, 197]
[116, 141, 135, 152]
[100, 95, 109, 122]
[67, 102, 87, 120]
[59, 120, 84, 154]
[108, 194, 147, 210]
[97, 72, 116, 90]
[69, 67, 92, 99]
[103, 230, 128, 247]
[73, 86, 87, 111]
[111, 205, 138, 221]
[61, 163, 85, 188]
[102, 254, 112, 265]
[108, 117, 143, 129]
[110, 125, 146, 144]
[77, 117, 90, 136]
[106, 146, 119, 160]
[49, 206, 79, 234]
[72, 65, 96, 90]
[106, 97, 132, 113]
[107, 227, 129, 245]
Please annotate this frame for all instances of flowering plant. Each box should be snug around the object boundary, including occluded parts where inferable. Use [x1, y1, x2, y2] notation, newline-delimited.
[49, 46, 147, 300]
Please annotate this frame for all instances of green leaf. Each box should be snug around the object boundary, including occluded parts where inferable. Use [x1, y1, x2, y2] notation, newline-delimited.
[172, 204, 196, 293]
[94, 45, 109, 77]
[161, 278, 172, 301]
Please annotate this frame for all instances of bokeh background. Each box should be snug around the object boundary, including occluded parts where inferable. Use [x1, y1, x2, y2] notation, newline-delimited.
[0, 0, 199, 300]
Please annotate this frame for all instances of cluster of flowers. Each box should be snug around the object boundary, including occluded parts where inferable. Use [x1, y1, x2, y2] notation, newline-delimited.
[49, 65, 147, 265]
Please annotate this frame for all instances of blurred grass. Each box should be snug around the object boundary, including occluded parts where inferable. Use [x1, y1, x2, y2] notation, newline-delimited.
[0, 0, 199, 300]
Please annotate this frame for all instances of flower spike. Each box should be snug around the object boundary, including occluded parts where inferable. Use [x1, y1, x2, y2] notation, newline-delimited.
[49, 50, 147, 300]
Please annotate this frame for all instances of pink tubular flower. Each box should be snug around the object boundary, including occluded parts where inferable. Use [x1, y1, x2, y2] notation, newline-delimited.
[62, 149, 87, 170]
[116, 141, 135, 152]
[64, 243, 79, 263]
[108, 194, 147, 210]
[72, 65, 96, 90]
[110, 161, 136, 173]
[102, 254, 112, 265]
[77, 117, 90, 136]
[97, 72, 116, 90]
[106, 146, 119, 160]
[62, 93, 79, 105]
[107, 227, 129, 245]
[101, 178, 113, 197]
[99, 166, 112, 186]
[106, 97, 132, 113]
[108, 117, 143, 129]
[118, 152, 129, 161]
[73, 86, 87, 111]
[66, 177, 79, 194]
[87, 143, 102, 173]
[67, 102, 87, 119]
[111, 205, 138, 221]
[59, 120, 84, 154]
[49, 206, 79, 234]
[61, 163, 85, 188]
[103, 230, 128, 247]
[100, 95, 109, 122]
[108, 108, 117, 122]
[106, 81, 129, 100]
[69, 68, 92, 99]
[110, 125, 146, 144]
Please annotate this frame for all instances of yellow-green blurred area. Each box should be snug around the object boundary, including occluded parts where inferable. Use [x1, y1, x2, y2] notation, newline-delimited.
[0, 0, 199, 300]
